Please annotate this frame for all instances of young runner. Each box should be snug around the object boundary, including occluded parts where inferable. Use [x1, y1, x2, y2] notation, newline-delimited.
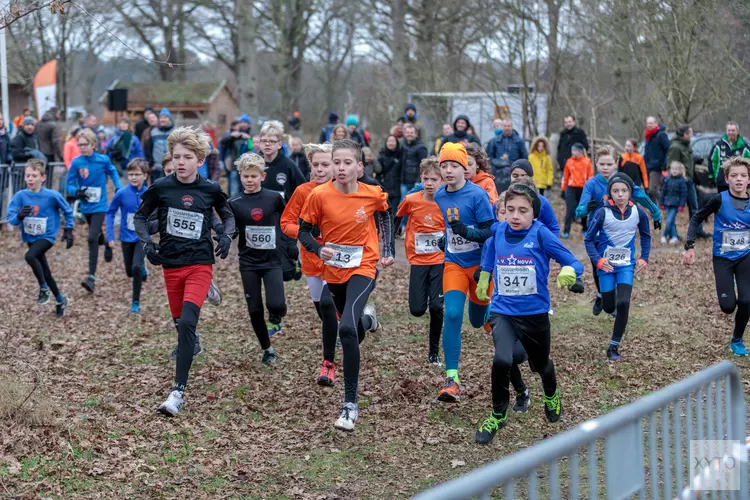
[465, 143, 498, 204]
[7, 159, 74, 317]
[433, 142, 495, 402]
[474, 183, 584, 444]
[298, 138, 393, 431]
[394, 157, 445, 365]
[507, 159, 560, 235]
[230, 153, 286, 365]
[280, 143, 340, 385]
[684, 156, 750, 356]
[133, 127, 235, 416]
[66, 128, 122, 293]
[106, 159, 149, 313]
[575, 145, 661, 315]
[584, 173, 651, 361]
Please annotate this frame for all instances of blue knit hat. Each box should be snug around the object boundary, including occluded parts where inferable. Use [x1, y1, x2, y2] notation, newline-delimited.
[239, 114, 251, 125]
[159, 107, 172, 119]
[345, 114, 358, 127]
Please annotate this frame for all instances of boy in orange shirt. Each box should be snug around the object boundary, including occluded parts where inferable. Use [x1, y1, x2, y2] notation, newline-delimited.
[395, 157, 445, 365]
[299, 138, 394, 432]
[562, 143, 593, 238]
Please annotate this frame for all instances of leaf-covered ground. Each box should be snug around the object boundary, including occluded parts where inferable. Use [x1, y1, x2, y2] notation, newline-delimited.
[0, 208, 747, 499]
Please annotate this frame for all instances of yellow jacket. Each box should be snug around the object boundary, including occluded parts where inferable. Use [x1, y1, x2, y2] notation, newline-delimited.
[529, 137, 554, 189]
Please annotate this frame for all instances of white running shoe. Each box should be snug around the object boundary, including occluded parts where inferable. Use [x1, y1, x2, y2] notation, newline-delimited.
[363, 304, 380, 333]
[158, 390, 185, 417]
[669, 237, 679, 245]
[660, 236, 667, 244]
[206, 280, 222, 306]
[334, 402, 359, 432]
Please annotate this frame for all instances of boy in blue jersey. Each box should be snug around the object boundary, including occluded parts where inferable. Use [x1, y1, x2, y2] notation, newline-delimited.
[474, 183, 584, 444]
[574, 146, 660, 315]
[433, 142, 495, 402]
[106, 159, 149, 313]
[67, 128, 122, 293]
[585, 173, 651, 361]
[507, 159, 560, 235]
[8, 159, 74, 317]
[685, 156, 750, 357]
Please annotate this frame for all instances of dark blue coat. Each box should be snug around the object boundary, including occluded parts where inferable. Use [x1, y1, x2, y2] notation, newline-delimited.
[644, 124, 671, 173]
[659, 175, 688, 208]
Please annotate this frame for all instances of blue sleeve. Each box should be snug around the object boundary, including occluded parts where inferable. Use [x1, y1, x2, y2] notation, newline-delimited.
[66, 161, 79, 196]
[575, 181, 594, 218]
[132, 137, 145, 160]
[541, 225, 584, 277]
[105, 190, 121, 242]
[399, 183, 425, 230]
[637, 206, 651, 262]
[660, 133, 671, 153]
[481, 235, 495, 273]
[633, 186, 661, 221]
[583, 208, 605, 263]
[474, 189, 494, 224]
[54, 191, 74, 229]
[105, 138, 115, 160]
[7, 192, 22, 226]
[539, 197, 560, 236]
[107, 160, 122, 189]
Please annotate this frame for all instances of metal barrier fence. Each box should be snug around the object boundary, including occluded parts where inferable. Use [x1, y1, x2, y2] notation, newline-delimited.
[414, 361, 747, 500]
[0, 162, 67, 223]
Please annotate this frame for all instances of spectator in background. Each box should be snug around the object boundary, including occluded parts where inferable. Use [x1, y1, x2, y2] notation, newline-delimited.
[486, 118, 528, 193]
[13, 107, 33, 130]
[666, 126, 701, 232]
[96, 127, 108, 154]
[145, 108, 174, 181]
[219, 114, 253, 196]
[346, 114, 366, 146]
[659, 161, 688, 245]
[441, 115, 481, 148]
[106, 116, 145, 174]
[391, 117, 405, 139]
[36, 106, 62, 163]
[288, 111, 301, 132]
[619, 138, 648, 188]
[434, 123, 453, 154]
[362, 146, 379, 179]
[219, 120, 239, 166]
[84, 115, 103, 152]
[376, 134, 402, 213]
[528, 136, 553, 195]
[10, 116, 45, 163]
[331, 124, 348, 141]
[0, 112, 10, 164]
[400, 122, 428, 199]
[134, 107, 154, 141]
[709, 121, 750, 193]
[557, 114, 589, 178]
[319, 112, 339, 142]
[63, 127, 81, 169]
[403, 103, 424, 140]
[202, 121, 217, 148]
[289, 137, 310, 179]
[644, 115, 670, 202]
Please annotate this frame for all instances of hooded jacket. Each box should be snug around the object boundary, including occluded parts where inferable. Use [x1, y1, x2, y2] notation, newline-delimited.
[659, 175, 688, 208]
[528, 136, 554, 189]
[377, 143, 402, 200]
[618, 151, 648, 188]
[36, 109, 62, 160]
[709, 134, 750, 191]
[666, 136, 694, 179]
[441, 115, 481, 148]
[644, 124, 670, 173]
[562, 155, 593, 190]
[486, 129, 528, 192]
[10, 130, 41, 163]
[557, 126, 589, 170]
[146, 108, 174, 169]
[400, 137, 428, 185]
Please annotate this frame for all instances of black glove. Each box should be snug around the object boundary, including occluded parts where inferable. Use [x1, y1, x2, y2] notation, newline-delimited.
[653, 219, 662, 231]
[62, 228, 74, 249]
[586, 200, 600, 214]
[143, 241, 163, 266]
[213, 222, 225, 236]
[18, 205, 32, 220]
[449, 219, 468, 238]
[472, 267, 482, 283]
[569, 277, 584, 294]
[75, 187, 89, 201]
[213, 234, 232, 259]
[438, 235, 445, 252]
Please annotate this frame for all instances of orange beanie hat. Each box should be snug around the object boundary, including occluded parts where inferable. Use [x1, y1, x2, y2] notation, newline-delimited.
[439, 142, 468, 169]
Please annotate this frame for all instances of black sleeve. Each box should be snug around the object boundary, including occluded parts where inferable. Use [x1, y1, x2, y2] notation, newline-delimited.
[213, 189, 236, 237]
[376, 210, 394, 258]
[393, 216, 403, 238]
[464, 220, 494, 244]
[687, 193, 721, 244]
[289, 163, 306, 194]
[134, 187, 159, 245]
[299, 219, 323, 257]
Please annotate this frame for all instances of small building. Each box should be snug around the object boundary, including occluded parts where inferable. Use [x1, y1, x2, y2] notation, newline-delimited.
[1, 67, 33, 124]
[99, 80, 238, 130]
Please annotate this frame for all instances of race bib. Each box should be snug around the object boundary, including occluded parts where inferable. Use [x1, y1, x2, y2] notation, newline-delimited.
[324, 243, 363, 269]
[604, 246, 632, 266]
[722, 231, 750, 253]
[446, 227, 479, 254]
[415, 231, 443, 254]
[246, 226, 276, 250]
[497, 265, 537, 296]
[86, 187, 102, 203]
[126, 213, 135, 231]
[23, 217, 46, 236]
[166, 208, 203, 240]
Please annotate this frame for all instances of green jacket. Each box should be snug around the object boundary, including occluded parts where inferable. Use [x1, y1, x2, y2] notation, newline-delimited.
[710, 134, 750, 180]
[667, 136, 694, 179]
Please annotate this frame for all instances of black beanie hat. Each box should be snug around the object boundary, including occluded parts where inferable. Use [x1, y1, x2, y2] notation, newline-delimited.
[511, 159, 534, 178]
[608, 172, 634, 198]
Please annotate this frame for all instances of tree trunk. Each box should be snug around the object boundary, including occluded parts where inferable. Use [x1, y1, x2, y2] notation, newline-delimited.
[544, 0, 561, 136]
[391, 0, 407, 102]
[177, 3, 187, 82]
[235, 0, 258, 118]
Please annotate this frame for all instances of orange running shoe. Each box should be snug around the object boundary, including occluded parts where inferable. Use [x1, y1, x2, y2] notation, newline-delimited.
[317, 360, 335, 387]
[483, 321, 492, 337]
[437, 377, 461, 402]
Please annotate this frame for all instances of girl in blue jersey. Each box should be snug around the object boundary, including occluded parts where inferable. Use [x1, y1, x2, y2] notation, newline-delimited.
[7, 159, 75, 317]
[106, 159, 149, 313]
[67, 128, 122, 293]
[685, 156, 750, 356]
[474, 183, 584, 444]
[585, 173, 651, 361]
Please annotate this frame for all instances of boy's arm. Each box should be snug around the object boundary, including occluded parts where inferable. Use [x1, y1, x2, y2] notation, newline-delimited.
[561, 161, 569, 190]
[481, 235, 495, 273]
[133, 187, 159, 245]
[583, 208, 605, 263]
[687, 194, 721, 245]
[6, 194, 22, 226]
[637, 207, 651, 262]
[377, 210, 394, 258]
[542, 225, 584, 277]
[66, 162, 79, 197]
[280, 189, 304, 239]
[105, 190, 121, 242]
[575, 181, 594, 218]
[633, 186, 661, 221]
[213, 190, 236, 237]
[639, 157, 648, 189]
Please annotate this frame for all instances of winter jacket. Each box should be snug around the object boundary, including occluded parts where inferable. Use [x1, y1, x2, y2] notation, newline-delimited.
[400, 138, 428, 185]
[105, 130, 145, 170]
[0, 130, 10, 164]
[659, 175, 688, 208]
[618, 152, 648, 188]
[562, 155, 593, 190]
[709, 135, 750, 191]
[63, 137, 81, 169]
[219, 132, 253, 170]
[441, 115, 481, 148]
[472, 171, 499, 204]
[36, 111, 62, 160]
[376, 146, 402, 201]
[644, 124, 670, 173]
[319, 120, 338, 143]
[666, 136, 694, 179]
[349, 128, 367, 147]
[486, 129, 528, 192]
[290, 152, 310, 180]
[10, 131, 41, 163]
[557, 126, 589, 170]
[134, 118, 150, 142]
[146, 124, 174, 168]
[528, 137, 553, 189]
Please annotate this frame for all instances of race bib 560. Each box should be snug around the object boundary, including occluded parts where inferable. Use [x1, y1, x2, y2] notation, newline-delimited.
[246, 226, 276, 250]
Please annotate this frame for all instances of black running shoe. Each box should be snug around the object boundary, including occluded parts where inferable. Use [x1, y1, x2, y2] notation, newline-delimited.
[37, 288, 52, 305]
[474, 411, 507, 445]
[543, 390, 562, 423]
[513, 389, 531, 413]
[81, 277, 95, 293]
[607, 345, 624, 362]
[55, 296, 68, 318]
[592, 296, 603, 316]
[104, 246, 113, 263]
[428, 354, 442, 367]
[261, 347, 278, 366]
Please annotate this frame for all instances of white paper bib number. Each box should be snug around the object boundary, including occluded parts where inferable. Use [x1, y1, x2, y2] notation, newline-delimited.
[447, 227, 479, 254]
[85, 187, 102, 203]
[246, 226, 276, 250]
[167, 208, 203, 240]
[497, 265, 537, 296]
[722, 231, 750, 253]
[126, 213, 135, 231]
[23, 217, 47, 236]
[415, 231, 444, 254]
[324, 243, 363, 269]
[604, 246, 632, 266]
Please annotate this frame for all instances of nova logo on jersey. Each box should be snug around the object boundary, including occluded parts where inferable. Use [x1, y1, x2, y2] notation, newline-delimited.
[497, 254, 533, 266]
[80, 168, 89, 179]
[251, 208, 264, 221]
[721, 221, 750, 230]
[181, 195, 194, 208]
[424, 213, 436, 226]
[354, 206, 368, 223]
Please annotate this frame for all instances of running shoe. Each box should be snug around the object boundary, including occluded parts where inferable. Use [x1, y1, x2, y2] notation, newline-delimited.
[428, 354, 442, 367]
[169, 333, 203, 360]
[437, 377, 461, 402]
[80, 276, 95, 293]
[267, 322, 282, 337]
[206, 280, 222, 306]
[660, 236, 667, 245]
[261, 347, 278, 366]
[730, 338, 749, 357]
[543, 389, 562, 423]
[607, 345, 624, 362]
[474, 411, 507, 445]
[513, 389, 531, 413]
[157, 390, 184, 417]
[131, 301, 140, 314]
[317, 360, 336, 386]
[55, 296, 68, 318]
[104, 246, 113, 263]
[37, 287, 52, 305]
[669, 237, 679, 245]
[334, 402, 358, 432]
[363, 303, 380, 333]
[482, 322, 492, 337]
[592, 295, 603, 316]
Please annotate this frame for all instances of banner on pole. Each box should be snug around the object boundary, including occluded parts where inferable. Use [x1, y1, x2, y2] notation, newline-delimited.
[34, 60, 56, 118]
